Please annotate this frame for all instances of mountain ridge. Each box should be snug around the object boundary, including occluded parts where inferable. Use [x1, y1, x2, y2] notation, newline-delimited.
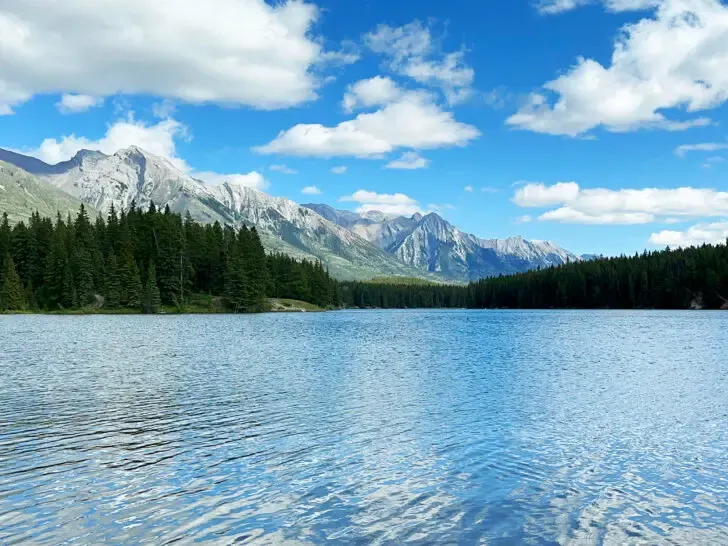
[303, 204, 581, 282]
[0, 147, 441, 281]
[0, 146, 581, 282]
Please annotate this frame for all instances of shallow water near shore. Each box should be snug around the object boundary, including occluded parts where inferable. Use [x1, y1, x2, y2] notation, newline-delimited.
[1, 310, 727, 544]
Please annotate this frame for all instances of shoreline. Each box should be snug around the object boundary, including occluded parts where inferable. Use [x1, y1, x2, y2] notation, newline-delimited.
[0, 298, 328, 316]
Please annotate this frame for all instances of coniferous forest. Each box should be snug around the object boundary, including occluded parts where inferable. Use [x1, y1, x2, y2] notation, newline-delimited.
[340, 243, 728, 310]
[0, 205, 338, 313]
[1, 205, 727, 312]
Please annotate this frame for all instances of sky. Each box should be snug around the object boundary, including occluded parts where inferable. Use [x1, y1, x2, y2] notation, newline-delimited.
[1, 0, 728, 256]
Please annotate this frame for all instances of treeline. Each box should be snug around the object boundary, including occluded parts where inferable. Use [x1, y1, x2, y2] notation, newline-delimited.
[340, 242, 728, 310]
[0, 205, 338, 312]
[338, 281, 468, 309]
[2, 205, 727, 313]
[469, 243, 728, 310]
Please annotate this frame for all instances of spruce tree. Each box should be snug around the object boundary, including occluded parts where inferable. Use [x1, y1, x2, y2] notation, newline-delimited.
[105, 253, 121, 309]
[119, 246, 142, 308]
[0, 255, 26, 311]
[143, 261, 162, 313]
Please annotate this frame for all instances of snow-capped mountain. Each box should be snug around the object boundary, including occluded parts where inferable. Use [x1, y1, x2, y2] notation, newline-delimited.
[0, 147, 432, 281]
[304, 204, 581, 281]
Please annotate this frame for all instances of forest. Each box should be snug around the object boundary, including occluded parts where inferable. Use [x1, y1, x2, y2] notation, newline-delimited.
[340, 242, 728, 310]
[0, 205, 338, 313]
[2, 205, 727, 312]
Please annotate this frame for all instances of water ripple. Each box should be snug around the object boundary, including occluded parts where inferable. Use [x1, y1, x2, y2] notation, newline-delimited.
[1, 311, 728, 544]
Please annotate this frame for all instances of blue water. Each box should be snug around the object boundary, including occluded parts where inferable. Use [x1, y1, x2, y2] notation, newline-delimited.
[1, 310, 727, 544]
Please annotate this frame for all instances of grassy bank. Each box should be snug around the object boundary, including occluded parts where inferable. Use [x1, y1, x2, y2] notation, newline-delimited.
[1, 295, 326, 315]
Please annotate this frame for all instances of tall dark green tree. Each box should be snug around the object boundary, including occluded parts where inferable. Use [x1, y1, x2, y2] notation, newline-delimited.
[1, 254, 26, 311]
[143, 261, 162, 314]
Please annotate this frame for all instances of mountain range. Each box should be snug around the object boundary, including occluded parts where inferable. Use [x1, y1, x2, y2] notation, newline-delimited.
[0, 146, 580, 282]
[304, 204, 580, 281]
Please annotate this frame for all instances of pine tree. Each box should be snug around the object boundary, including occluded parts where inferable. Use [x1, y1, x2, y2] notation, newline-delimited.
[105, 253, 121, 309]
[143, 261, 162, 314]
[0, 255, 26, 311]
[119, 246, 142, 308]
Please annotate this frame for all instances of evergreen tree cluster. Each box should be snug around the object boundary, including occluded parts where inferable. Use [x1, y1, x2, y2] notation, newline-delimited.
[2, 205, 727, 313]
[340, 243, 728, 310]
[338, 281, 468, 309]
[469, 244, 728, 310]
[0, 205, 338, 313]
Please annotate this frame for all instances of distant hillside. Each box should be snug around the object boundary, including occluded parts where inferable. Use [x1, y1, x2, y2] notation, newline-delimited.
[0, 161, 90, 224]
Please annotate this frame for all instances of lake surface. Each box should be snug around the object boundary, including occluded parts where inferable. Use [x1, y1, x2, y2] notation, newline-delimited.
[1, 311, 727, 545]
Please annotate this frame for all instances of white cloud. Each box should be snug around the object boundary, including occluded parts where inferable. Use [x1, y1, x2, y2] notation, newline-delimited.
[330, 166, 347, 174]
[509, 0, 728, 136]
[464, 185, 474, 192]
[539, 208, 654, 224]
[513, 182, 581, 207]
[516, 215, 532, 224]
[318, 40, 361, 66]
[25, 114, 189, 169]
[254, 90, 480, 157]
[56, 94, 103, 114]
[364, 21, 475, 105]
[675, 142, 728, 157]
[22, 113, 268, 189]
[342, 76, 402, 112]
[385, 152, 429, 170]
[537, 0, 658, 14]
[514, 181, 728, 224]
[195, 171, 269, 191]
[269, 164, 298, 175]
[152, 99, 176, 119]
[340, 189, 422, 217]
[649, 221, 728, 246]
[0, 0, 347, 114]
[301, 185, 322, 195]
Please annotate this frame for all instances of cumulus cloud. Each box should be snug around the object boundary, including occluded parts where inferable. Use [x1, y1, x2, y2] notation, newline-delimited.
[56, 94, 103, 114]
[269, 164, 298, 174]
[649, 221, 728, 246]
[0, 0, 349, 114]
[330, 166, 347, 174]
[21, 114, 268, 189]
[194, 171, 269, 191]
[254, 90, 479, 157]
[301, 185, 322, 195]
[342, 76, 402, 113]
[25, 114, 190, 169]
[364, 21, 475, 105]
[340, 189, 422, 217]
[513, 182, 581, 207]
[537, 0, 658, 14]
[514, 182, 728, 224]
[675, 142, 728, 157]
[509, 0, 728, 136]
[385, 152, 429, 170]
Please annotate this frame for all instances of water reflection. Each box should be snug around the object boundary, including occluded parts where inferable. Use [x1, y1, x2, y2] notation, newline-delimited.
[1, 311, 727, 544]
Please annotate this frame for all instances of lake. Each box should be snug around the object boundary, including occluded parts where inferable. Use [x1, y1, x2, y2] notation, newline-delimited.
[1, 310, 727, 544]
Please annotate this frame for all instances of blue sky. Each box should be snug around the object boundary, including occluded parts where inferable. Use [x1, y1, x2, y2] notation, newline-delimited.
[1, 0, 728, 256]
